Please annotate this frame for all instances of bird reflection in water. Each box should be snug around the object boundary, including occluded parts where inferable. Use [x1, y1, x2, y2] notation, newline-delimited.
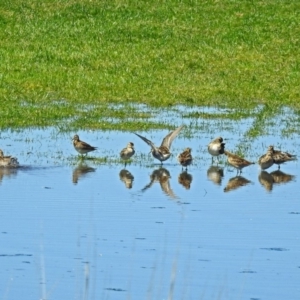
[258, 171, 274, 192]
[258, 169, 296, 192]
[0, 167, 18, 184]
[207, 166, 224, 186]
[119, 169, 134, 189]
[224, 176, 252, 193]
[142, 167, 178, 199]
[178, 170, 193, 190]
[270, 170, 295, 185]
[72, 163, 96, 185]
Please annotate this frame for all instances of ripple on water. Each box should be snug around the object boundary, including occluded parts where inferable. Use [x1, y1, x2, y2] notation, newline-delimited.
[260, 248, 289, 252]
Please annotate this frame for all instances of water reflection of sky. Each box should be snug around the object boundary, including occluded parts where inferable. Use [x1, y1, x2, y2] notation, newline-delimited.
[0, 106, 299, 300]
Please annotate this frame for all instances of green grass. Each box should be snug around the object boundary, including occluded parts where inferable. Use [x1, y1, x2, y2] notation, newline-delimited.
[0, 0, 300, 129]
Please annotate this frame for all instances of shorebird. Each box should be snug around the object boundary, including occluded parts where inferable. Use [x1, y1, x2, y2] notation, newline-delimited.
[120, 142, 135, 167]
[134, 125, 184, 164]
[208, 137, 225, 163]
[178, 147, 192, 170]
[272, 147, 296, 169]
[72, 135, 97, 157]
[258, 146, 275, 170]
[0, 149, 19, 167]
[224, 150, 254, 175]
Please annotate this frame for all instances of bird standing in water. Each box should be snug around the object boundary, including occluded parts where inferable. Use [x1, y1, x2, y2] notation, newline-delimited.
[224, 150, 254, 175]
[258, 146, 275, 170]
[120, 142, 135, 167]
[0, 149, 19, 167]
[178, 147, 193, 170]
[272, 147, 296, 169]
[72, 135, 97, 157]
[208, 137, 225, 163]
[134, 125, 184, 164]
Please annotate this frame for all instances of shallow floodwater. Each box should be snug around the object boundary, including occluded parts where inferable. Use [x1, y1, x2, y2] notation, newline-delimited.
[0, 106, 300, 300]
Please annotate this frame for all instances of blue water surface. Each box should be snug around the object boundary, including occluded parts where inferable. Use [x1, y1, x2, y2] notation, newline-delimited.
[0, 106, 299, 300]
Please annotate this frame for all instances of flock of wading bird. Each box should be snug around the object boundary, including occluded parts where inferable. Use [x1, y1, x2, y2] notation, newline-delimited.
[0, 125, 296, 173]
[0, 125, 297, 193]
[71, 125, 297, 173]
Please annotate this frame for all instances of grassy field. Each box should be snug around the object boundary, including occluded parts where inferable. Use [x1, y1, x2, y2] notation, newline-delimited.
[0, 0, 299, 130]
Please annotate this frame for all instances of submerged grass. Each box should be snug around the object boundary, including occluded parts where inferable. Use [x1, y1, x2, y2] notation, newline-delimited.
[69, 153, 155, 167]
[183, 110, 256, 121]
[1, 0, 300, 130]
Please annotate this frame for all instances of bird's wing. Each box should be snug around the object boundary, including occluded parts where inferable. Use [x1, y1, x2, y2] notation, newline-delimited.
[81, 140, 97, 149]
[161, 125, 184, 148]
[283, 151, 297, 159]
[134, 133, 156, 149]
[160, 179, 178, 199]
[120, 147, 126, 156]
[141, 177, 155, 192]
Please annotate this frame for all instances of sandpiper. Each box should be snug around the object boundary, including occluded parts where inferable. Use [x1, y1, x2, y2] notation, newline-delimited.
[178, 147, 192, 170]
[134, 125, 184, 164]
[272, 147, 296, 169]
[258, 146, 275, 170]
[120, 142, 135, 167]
[224, 150, 254, 174]
[0, 149, 19, 167]
[72, 134, 97, 157]
[208, 137, 225, 163]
